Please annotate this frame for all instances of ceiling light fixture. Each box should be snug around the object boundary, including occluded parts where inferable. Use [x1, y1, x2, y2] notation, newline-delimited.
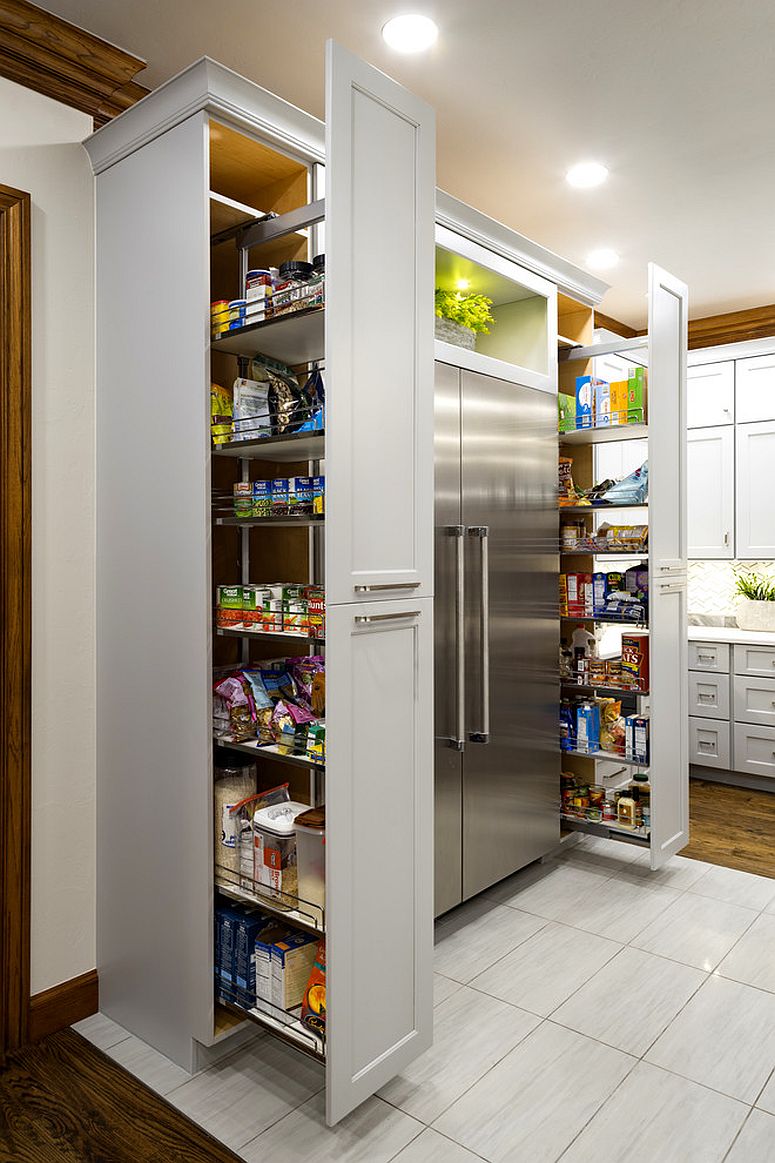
[382, 14, 439, 53]
[566, 161, 609, 189]
[586, 247, 620, 271]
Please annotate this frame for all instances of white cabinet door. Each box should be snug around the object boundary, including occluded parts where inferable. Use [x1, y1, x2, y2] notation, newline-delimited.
[687, 361, 734, 428]
[647, 263, 690, 869]
[687, 426, 734, 558]
[325, 40, 435, 605]
[736, 420, 775, 558]
[733, 721, 775, 779]
[734, 642, 775, 677]
[733, 674, 775, 727]
[689, 717, 731, 769]
[688, 641, 730, 673]
[326, 598, 433, 1123]
[736, 354, 775, 423]
[688, 671, 731, 719]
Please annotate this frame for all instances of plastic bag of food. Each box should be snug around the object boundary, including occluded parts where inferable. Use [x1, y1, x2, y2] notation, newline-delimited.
[558, 456, 580, 506]
[601, 462, 648, 505]
[249, 355, 304, 434]
[210, 381, 233, 446]
[301, 940, 326, 1038]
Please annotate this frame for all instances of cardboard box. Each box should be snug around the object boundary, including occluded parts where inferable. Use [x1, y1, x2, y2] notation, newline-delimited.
[559, 574, 569, 617]
[627, 366, 647, 423]
[610, 379, 629, 426]
[255, 923, 291, 1014]
[271, 478, 289, 515]
[271, 930, 318, 1010]
[252, 480, 272, 517]
[312, 475, 325, 516]
[594, 380, 611, 427]
[625, 714, 650, 764]
[288, 476, 313, 515]
[558, 393, 576, 433]
[575, 376, 595, 429]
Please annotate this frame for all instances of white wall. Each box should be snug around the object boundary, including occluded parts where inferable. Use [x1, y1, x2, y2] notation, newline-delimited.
[0, 77, 95, 994]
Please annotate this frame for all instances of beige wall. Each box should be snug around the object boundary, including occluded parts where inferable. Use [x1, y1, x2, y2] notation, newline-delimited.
[0, 76, 95, 994]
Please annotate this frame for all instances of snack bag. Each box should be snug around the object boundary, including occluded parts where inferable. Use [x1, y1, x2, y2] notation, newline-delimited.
[559, 457, 579, 506]
[301, 940, 326, 1037]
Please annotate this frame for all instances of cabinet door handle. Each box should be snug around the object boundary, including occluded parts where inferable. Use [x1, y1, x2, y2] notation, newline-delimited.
[354, 610, 421, 624]
[723, 532, 730, 545]
[697, 692, 716, 701]
[698, 740, 715, 749]
[697, 654, 715, 663]
[354, 582, 421, 592]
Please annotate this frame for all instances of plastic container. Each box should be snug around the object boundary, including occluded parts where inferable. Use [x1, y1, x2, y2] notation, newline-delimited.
[295, 806, 325, 912]
[252, 800, 307, 901]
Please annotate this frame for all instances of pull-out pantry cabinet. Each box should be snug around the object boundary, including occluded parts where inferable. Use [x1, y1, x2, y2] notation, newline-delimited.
[84, 46, 434, 1125]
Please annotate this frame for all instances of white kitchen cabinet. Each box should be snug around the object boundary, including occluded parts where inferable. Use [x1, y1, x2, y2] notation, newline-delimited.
[85, 45, 435, 1126]
[688, 670, 731, 719]
[326, 598, 432, 1118]
[687, 426, 734, 558]
[733, 642, 775, 677]
[736, 354, 775, 423]
[736, 420, 775, 558]
[688, 640, 730, 673]
[733, 674, 775, 728]
[733, 721, 775, 779]
[326, 47, 434, 606]
[689, 717, 731, 769]
[687, 361, 734, 428]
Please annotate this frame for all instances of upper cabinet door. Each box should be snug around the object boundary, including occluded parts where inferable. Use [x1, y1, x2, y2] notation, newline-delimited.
[325, 40, 435, 605]
[687, 426, 734, 558]
[736, 420, 775, 558]
[736, 355, 775, 423]
[647, 264, 690, 869]
[687, 361, 734, 428]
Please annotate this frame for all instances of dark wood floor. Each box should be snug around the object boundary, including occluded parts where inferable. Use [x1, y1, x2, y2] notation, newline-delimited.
[0, 1029, 241, 1163]
[682, 778, 775, 878]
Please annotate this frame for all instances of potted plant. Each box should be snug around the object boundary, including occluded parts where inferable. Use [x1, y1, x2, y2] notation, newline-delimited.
[733, 568, 775, 631]
[435, 289, 494, 350]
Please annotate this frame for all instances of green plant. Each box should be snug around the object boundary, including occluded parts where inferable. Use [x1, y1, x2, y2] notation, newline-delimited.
[734, 568, 775, 602]
[435, 289, 494, 334]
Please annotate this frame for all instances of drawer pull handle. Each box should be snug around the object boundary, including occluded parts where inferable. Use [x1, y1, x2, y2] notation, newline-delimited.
[354, 582, 421, 592]
[698, 654, 714, 662]
[354, 610, 421, 625]
[697, 693, 716, 701]
[698, 741, 715, 749]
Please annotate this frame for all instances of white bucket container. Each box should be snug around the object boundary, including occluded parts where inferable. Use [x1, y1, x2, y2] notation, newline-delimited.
[296, 806, 325, 914]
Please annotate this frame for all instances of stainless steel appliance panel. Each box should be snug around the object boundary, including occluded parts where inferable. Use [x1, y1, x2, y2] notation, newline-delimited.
[461, 370, 559, 898]
[433, 362, 464, 916]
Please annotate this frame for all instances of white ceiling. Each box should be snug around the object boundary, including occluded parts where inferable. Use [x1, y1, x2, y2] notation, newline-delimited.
[36, 0, 775, 325]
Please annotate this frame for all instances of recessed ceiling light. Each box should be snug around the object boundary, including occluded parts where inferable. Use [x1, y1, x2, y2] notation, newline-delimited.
[455, 278, 471, 291]
[587, 247, 620, 271]
[566, 161, 609, 189]
[382, 14, 439, 53]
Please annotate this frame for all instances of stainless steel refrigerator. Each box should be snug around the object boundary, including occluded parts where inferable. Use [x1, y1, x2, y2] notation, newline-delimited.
[434, 360, 559, 916]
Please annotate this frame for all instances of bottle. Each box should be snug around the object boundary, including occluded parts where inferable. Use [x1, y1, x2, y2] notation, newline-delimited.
[617, 789, 637, 828]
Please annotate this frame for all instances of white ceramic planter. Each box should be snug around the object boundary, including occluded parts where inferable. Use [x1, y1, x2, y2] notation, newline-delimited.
[435, 317, 475, 349]
[735, 598, 775, 631]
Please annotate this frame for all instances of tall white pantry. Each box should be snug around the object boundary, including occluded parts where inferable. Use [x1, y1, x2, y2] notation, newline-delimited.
[84, 42, 690, 1127]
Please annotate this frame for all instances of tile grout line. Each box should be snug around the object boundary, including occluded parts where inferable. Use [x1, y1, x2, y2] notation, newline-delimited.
[750, 1062, 775, 1111]
[721, 1107, 759, 1163]
[553, 1048, 641, 1162]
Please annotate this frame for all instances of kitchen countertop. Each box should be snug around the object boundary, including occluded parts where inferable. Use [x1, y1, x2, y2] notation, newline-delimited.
[688, 625, 775, 646]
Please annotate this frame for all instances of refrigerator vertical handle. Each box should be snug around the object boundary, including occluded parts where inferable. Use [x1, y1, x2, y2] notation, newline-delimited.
[446, 526, 466, 751]
[468, 526, 490, 744]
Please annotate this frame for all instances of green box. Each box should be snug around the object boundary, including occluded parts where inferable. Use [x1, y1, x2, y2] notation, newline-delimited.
[217, 585, 243, 610]
[558, 392, 576, 433]
[627, 366, 647, 424]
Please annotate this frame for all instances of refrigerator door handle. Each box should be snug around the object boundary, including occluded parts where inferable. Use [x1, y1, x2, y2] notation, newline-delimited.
[468, 525, 490, 744]
[445, 525, 466, 751]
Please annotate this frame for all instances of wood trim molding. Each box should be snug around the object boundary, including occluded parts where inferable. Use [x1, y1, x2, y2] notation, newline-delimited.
[686, 303, 775, 350]
[593, 310, 639, 339]
[0, 0, 149, 126]
[28, 970, 99, 1042]
[0, 182, 32, 1057]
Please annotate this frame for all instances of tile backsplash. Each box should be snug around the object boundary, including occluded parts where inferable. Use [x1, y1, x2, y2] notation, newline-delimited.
[688, 560, 775, 619]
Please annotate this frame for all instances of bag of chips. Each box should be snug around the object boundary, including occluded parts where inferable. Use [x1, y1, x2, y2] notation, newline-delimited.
[301, 940, 326, 1038]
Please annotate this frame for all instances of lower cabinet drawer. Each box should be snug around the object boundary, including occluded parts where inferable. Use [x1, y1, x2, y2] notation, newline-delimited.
[688, 670, 731, 719]
[688, 641, 730, 673]
[733, 722, 775, 779]
[733, 674, 775, 727]
[733, 643, 775, 677]
[689, 717, 731, 769]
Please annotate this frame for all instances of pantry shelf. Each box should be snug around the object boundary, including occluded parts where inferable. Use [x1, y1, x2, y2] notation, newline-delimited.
[562, 747, 649, 768]
[218, 997, 325, 1063]
[216, 515, 324, 528]
[560, 814, 650, 847]
[561, 616, 649, 627]
[560, 503, 649, 514]
[215, 738, 325, 771]
[216, 879, 324, 936]
[559, 424, 649, 445]
[561, 682, 650, 699]
[560, 550, 648, 559]
[216, 627, 325, 646]
[211, 305, 324, 362]
[212, 430, 325, 462]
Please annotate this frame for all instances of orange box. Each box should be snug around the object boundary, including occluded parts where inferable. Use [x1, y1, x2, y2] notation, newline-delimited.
[610, 380, 628, 426]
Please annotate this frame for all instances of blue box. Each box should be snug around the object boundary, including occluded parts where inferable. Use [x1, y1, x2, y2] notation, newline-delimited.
[234, 910, 270, 1008]
[575, 376, 595, 429]
[576, 702, 600, 751]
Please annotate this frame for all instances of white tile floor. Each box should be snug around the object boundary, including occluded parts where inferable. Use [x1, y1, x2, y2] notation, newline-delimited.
[73, 837, 775, 1162]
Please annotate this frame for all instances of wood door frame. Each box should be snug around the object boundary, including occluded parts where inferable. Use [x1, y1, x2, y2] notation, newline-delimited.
[0, 182, 32, 1057]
